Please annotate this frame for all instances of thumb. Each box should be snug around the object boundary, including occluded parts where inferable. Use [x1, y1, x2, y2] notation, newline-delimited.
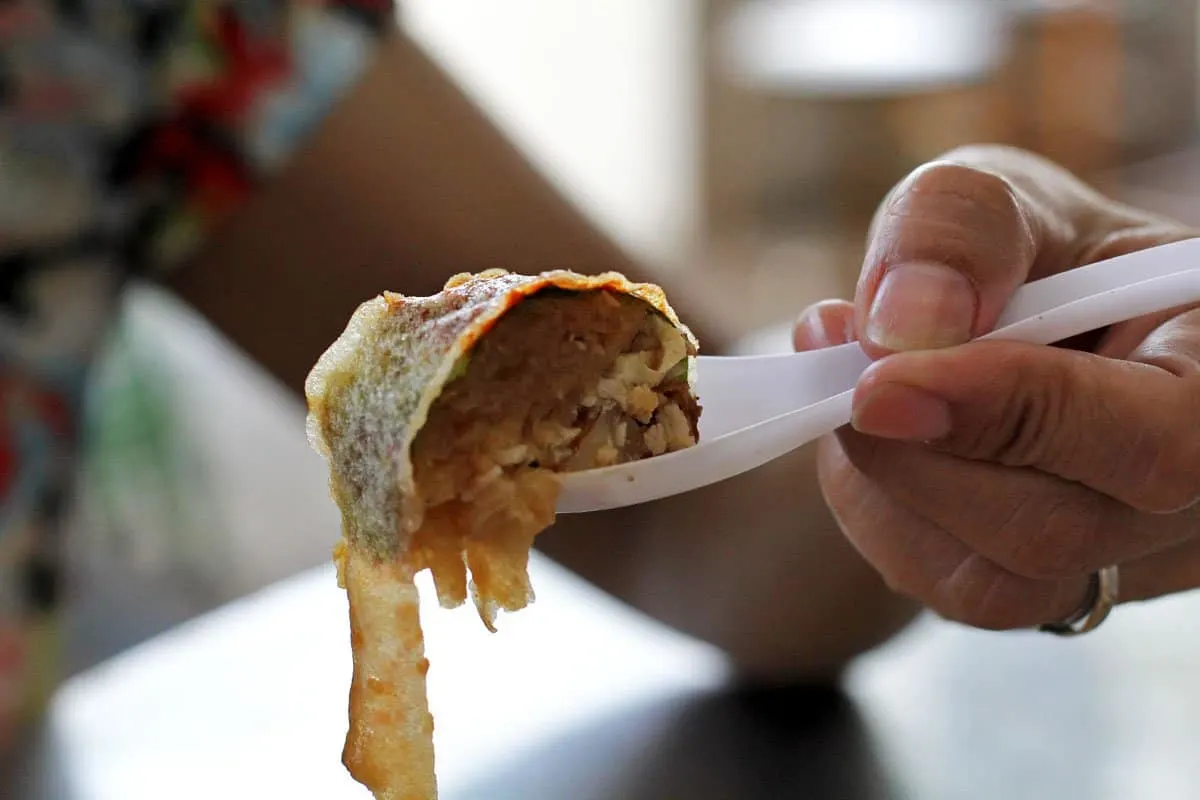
[857, 145, 1185, 358]
[850, 310, 1200, 514]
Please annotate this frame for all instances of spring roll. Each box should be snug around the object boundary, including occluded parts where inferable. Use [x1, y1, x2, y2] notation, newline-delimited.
[305, 269, 702, 799]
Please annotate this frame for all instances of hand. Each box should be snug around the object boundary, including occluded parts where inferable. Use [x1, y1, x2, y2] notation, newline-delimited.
[794, 145, 1200, 630]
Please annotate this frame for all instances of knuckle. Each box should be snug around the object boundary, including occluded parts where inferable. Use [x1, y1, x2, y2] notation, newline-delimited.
[1079, 367, 1200, 514]
[1129, 484, 1194, 515]
[1134, 399, 1200, 514]
[875, 555, 948, 616]
[1077, 224, 1200, 266]
[879, 160, 1036, 281]
[1001, 497, 1102, 581]
[1138, 479, 1200, 516]
[928, 556, 1026, 630]
[1126, 453, 1200, 515]
[945, 351, 1070, 467]
[906, 161, 1018, 218]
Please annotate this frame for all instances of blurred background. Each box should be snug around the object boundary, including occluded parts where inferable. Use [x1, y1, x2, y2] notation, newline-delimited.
[65, 0, 1200, 679]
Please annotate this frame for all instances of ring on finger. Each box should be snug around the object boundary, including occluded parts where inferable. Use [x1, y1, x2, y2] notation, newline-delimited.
[1037, 565, 1120, 637]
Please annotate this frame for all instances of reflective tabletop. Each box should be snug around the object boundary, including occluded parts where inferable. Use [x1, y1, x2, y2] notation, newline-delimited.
[11, 553, 1200, 800]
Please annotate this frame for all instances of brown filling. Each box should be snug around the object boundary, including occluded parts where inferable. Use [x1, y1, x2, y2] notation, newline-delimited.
[407, 289, 698, 628]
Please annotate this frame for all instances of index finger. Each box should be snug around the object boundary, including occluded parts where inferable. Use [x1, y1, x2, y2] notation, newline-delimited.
[856, 145, 1137, 358]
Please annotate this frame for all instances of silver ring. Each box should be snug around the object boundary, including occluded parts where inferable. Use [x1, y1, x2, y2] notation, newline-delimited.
[1037, 565, 1120, 637]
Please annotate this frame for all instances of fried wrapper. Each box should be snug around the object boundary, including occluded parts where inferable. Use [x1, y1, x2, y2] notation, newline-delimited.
[306, 269, 699, 800]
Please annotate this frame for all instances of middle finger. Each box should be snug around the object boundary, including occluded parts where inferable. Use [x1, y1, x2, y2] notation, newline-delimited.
[834, 428, 1198, 582]
[817, 434, 1087, 628]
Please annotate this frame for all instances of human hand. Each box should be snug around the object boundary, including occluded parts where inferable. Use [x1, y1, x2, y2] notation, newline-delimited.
[794, 145, 1200, 630]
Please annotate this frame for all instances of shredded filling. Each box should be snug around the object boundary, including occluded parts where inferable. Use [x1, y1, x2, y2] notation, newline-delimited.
[408, 289, 698, 628]
[312, 276, 701, 800]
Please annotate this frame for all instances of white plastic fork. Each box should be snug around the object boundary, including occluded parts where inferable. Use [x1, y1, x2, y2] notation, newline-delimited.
[556, 238, 1200, 513]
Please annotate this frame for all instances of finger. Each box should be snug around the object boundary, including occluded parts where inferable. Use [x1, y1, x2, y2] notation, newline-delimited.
[1121, 533, 1200, 603]
[822, 430, 1200, 623]
[852, 315, 1200, 513]
[856, 145, 1190, 357]
[834, 429, 1199, 582]
[1076, 231, 1200, 358]
[1094, 304, 1200, 360]
[1129, 305, 1200, 380]
[793, 300, 856, 351]
[817, 434, 1088, 629]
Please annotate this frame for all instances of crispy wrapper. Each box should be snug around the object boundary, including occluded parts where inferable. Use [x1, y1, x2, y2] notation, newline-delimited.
[306, 269, 697, 800]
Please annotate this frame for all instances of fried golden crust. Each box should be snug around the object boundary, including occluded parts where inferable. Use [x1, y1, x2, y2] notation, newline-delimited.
[307, 270, 698, 800]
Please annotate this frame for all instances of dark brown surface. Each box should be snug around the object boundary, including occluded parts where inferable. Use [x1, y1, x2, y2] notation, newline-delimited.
[446, 685, 898, 800]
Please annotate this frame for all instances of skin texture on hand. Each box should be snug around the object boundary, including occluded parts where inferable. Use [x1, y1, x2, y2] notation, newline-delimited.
[796, 145, 1200, 630]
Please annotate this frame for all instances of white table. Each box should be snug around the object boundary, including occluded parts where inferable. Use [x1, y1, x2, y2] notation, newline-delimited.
[43, 555, 726, 800]
[31, 552, 1200, 799]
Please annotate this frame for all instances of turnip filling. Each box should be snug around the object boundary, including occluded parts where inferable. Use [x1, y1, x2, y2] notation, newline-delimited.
[407, 289, 699, 627]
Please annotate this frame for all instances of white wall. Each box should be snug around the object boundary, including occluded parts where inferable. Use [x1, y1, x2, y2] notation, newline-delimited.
[403, 0, 699, 269]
